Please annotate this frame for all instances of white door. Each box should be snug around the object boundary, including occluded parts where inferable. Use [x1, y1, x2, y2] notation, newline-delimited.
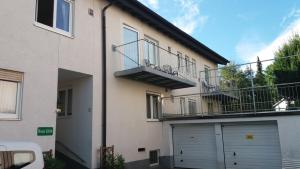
[173, 124, 218, 169]
[223, 122, 282, 169]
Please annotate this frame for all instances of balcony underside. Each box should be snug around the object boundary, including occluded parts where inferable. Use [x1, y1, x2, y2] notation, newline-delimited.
[201, 92, 238, 102]
[114, 66, 196, 89]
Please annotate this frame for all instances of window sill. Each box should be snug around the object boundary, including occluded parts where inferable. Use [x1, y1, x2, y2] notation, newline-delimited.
[33, 22, 74, 38]
[0, 114, 21, 121]
[146, 119, 160, 122]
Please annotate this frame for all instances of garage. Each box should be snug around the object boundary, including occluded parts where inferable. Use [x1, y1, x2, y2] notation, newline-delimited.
[223, 122, 282, 169]
[172, 122, 282, 169]
[173, 124, 218, 169]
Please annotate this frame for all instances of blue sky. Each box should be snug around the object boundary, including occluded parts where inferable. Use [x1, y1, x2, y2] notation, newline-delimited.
[138, 0, 300, 63]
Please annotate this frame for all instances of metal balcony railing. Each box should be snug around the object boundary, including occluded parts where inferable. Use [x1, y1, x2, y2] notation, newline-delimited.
[162, 55, 300, 118]
[113, 39, 197, 82]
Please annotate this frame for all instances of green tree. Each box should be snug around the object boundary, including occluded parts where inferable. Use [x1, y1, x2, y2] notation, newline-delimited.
[254, 56, 266, 86]
[266, 34, 300, 84]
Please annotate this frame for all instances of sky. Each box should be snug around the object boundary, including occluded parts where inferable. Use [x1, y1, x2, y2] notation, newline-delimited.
[138, 0, 300, 64]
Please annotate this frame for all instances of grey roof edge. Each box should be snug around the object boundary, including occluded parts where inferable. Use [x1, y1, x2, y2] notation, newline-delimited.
[107, 0, 229, 65]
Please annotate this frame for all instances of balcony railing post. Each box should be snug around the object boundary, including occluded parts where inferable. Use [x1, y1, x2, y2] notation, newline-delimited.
[250, 64, 256, 113]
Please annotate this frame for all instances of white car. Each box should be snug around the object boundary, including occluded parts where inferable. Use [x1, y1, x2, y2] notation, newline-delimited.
[0, 141, 44, 169]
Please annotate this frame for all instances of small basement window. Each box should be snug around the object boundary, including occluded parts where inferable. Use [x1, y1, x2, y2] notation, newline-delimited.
[36, 0, 73, 34]
[149, 150, 159, 166]
[57, 88, 73, 117]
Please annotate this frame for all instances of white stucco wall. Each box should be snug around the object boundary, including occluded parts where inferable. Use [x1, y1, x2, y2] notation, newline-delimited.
[0, 0, 102, 168]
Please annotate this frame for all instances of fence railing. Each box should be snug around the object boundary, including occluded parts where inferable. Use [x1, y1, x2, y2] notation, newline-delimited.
[113, 39, 197, 81]
[162, 55, 300, 118]
[162, 82, 300, 117]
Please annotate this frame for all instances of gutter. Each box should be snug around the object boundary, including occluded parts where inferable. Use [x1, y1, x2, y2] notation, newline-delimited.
[101, 1, 114, 168]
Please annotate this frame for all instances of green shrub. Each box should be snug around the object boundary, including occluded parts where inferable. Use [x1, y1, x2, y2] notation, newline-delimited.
[44, 157, 65, 169]
[105, 154, 125, 169]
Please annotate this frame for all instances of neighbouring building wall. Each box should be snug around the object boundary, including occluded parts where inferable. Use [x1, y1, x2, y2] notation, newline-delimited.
[0, 0, 102, 168]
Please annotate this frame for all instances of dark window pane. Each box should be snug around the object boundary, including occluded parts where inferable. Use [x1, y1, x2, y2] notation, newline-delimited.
[149, 150, 158, 165]
[153, 96, 158, 119]
[146, 94, 151, 119]
[67, 89, 73, 116]
[36, 0, 54, 27]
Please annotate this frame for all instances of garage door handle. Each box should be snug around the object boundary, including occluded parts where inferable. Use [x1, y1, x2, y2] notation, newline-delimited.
[233, 152, 236, 156]
[180, 150, 183, 154]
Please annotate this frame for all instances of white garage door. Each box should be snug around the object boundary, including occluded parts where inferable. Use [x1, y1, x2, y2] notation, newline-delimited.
[223, 122, 282, 169]
[173, 124, 218, 169]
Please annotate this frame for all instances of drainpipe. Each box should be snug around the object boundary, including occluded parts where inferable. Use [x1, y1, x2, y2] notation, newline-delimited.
[101, 1, 114, 168]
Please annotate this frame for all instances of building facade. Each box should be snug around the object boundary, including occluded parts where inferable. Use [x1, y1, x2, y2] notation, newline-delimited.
[2, 0, 300, 169]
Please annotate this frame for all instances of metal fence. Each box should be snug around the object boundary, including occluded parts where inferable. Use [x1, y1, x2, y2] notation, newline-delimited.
[113, 39, 196, 81]
[162, 55, 300, 118]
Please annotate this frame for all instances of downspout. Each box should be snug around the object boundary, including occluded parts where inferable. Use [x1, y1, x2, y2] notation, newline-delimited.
[101, 1, 114, 168]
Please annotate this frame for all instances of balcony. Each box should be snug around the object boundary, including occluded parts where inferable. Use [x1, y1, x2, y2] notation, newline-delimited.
[161, 56, 300, 120]
[113, 39, 196, 89]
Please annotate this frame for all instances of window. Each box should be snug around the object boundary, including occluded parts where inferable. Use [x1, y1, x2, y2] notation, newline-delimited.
[177, 52, 183, 72]
[192, 59, 197, 78]
[123, 26, 139, 69]
[185, 55, 190, 74]
[204, 66, 210, 84]
[36, 0, 73, 34]
[0, 151, 35, 169]
[149, 150, 159, 166]
[0, 69, 23, 120]
[57, 88, 73, 117]
[180, 97, 186, 115]
[146, 93, 161, 120]
[208, 102, 213, 113]
[144, 36, 159, 66]
[188, 99, 197, 115]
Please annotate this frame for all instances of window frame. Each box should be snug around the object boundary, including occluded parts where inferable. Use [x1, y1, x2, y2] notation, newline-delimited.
[149, 150, 160, 166]
[185, 55, 190, 74]
[192, 58, 197, 78]
[177, 52, 183, 73]
[146, 92, 161, 121]
[188, 99, 197, 115]
[0, 79, 23, 120]
[180, 97, 186, 115]
[34, 0, 74, 37]
[204, 65, 210, 84]
[144, 35, 159, 66]
[122, 24, 140, 69]
[57, 88, 73, 118]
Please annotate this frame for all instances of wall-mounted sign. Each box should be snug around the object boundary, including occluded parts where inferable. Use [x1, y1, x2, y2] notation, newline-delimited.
[37, 127, 53, 136]
[245, 133, 254, 140]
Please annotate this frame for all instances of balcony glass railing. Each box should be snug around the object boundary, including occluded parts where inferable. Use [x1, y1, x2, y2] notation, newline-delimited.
[113, 39, 196, 82]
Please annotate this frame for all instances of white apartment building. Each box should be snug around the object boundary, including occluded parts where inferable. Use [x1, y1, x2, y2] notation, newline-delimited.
[2, 0, 300, 169]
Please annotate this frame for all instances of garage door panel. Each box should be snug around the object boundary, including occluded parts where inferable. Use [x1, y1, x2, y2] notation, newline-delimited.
[223, 123, 282, 169]
[173, 125, 217, 169]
